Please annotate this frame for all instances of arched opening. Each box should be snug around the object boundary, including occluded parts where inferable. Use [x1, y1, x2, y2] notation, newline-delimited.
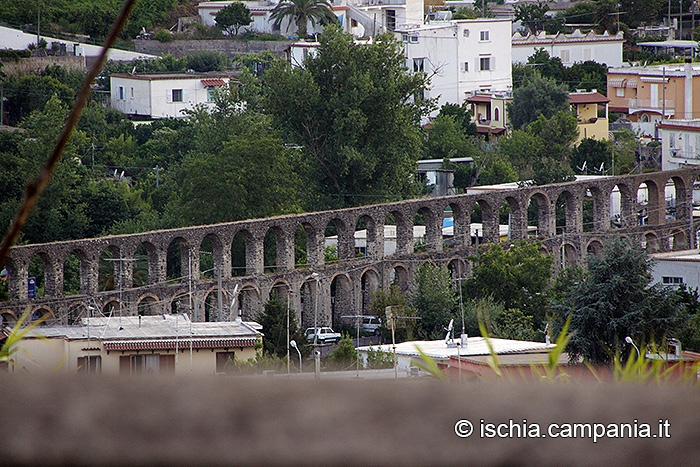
[66, 302, 88, 325]
[413, 210, 426, 252]
[103, 300, 120, 317]
[166, 238, 188, 283]
[239, 284, 261, 320]
[470, 200, 494, 245]
[582, 188, 598, 232]
[389, 265, 410, 293]
[669, 229, 689, 251]
[636, 180, 659, 225]
[447, 258, 468, 283]
[386, 210, 411, 256]
[586, 240, 603, 258]
[641, 233, 660, 253]
[670, 176, 688, 221]
[31, 307, 54, 325]
[204, 288, 225, 322]
[98, 245, 121, 292]
[560, 243, 577, 268]
[295, 224, 308, 269]
[331, 274, 353, 329]
[137, 296, 159, 316]
[416, 206, 439, 252]
[231, 230, 250, 277]
[170, 292, 192, 316]
[360, 269, 380, 317]
[1, 310, 17, 327]
[28, 253, 50, 299]
[63, 250, 85, 296]
[527, 192, 549, 238]
[555, 191, 576, 235]
[132, 243, 152, 288]
[264, 227, 283, 273]
[199, 235, 215, 280]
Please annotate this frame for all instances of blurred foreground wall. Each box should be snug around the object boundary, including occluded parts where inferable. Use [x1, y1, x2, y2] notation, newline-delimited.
[0, 375, 698, 466]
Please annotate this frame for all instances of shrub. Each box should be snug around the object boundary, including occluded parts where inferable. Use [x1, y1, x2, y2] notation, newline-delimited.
[154, 29, 174, 43]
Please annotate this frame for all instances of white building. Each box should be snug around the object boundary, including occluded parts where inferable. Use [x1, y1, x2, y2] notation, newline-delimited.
[110, 72, 234, 119]
[395, 18, 513, 115]
[650, 250, 700, 290]
[197, 0, 424, 38]
[657, 120, 700, 171]
[512, 29, 624, 67]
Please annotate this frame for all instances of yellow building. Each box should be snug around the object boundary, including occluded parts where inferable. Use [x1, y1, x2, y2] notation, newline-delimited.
[466, 91, 511, 141]
[569, 91, 610, 143]
[4, 314, 262, 375]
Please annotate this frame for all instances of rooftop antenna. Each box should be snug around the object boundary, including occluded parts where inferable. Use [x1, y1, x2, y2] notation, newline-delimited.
[445, 318, 455, 347]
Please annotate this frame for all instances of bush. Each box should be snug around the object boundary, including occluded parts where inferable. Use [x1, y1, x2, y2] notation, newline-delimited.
[365, 347, 394, 369]
[0, 49, 31, 61]
[153, 29, 174, 43]
[327, 335, 357, 370]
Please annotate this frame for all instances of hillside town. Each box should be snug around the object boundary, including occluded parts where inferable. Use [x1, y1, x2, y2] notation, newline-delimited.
[2, 0, 700, 465]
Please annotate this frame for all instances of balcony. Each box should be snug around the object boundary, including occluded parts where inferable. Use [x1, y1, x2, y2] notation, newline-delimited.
[628, 98, 675, 116]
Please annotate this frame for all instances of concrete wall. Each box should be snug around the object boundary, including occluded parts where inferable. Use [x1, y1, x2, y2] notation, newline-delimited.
[0, 376, 699, 465]
[0, 56, 86, 76]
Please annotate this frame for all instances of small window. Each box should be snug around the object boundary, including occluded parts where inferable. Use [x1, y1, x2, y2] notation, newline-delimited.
[77, 355, 101, 374]
[118, 86, 124, 100]
[463, 29, 470, 37]
[463, 62, 469, 72]
[480, 30, 489, 41]
[560, 50, 570, 63]
[409, 35, 419, 43]
[616, 87, 625, 97]
[130, 87, 134, 98]
[172, 89, 183, 102]
[413, 58, 424, 73]
[216, 351, 236, 373]
[662, 276, 683, 285]
[402, 34, 409, 42]
[494, 107, 499, 121]
[207, 88, 217, 102]
[669, 131, 675, 147]
[479, 57, 491, 71]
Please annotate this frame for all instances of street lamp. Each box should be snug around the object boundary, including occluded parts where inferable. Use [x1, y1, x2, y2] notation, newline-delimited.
[625, 336, 641, 359]
[311, 272, 321, 379]
[290, 340, 302, 373]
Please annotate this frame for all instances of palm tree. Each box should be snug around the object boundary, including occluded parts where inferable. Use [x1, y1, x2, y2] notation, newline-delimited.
[270, 0, 338, 39]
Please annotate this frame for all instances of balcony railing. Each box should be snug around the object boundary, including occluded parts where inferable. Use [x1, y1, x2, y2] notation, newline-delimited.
[628, 98, 675, 113]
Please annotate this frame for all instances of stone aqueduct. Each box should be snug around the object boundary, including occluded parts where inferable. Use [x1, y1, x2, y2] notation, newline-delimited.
[1, 168, 699, 328]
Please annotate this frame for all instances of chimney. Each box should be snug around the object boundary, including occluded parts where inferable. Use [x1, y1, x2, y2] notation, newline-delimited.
[685, 59, 693, 120]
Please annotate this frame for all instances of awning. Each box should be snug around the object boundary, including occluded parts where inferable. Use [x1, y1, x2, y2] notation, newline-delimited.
[201, 79, 226, 87]
[608, 77, 627, 88]
[103, 337, 258, 352]
[625, 78, 638, 88]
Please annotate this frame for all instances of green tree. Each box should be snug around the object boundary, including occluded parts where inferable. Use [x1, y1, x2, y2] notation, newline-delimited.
[215, 2, 253, 36]
[507, 73, 569, 130]
[270, 0, 337, 39]
[552, 238, 684, 365]
[410, 262, 458, 340]
[328, 335, 357, 370]
[571, 138, 612, 174]
[257, 298, 308, 358]
[464, 241, 553, 325]
[514, 1, 551, 35]
[264, 25, 431, 209]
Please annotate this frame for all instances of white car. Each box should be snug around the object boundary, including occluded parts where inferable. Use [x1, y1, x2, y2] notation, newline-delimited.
[305, 327, 342, 344]
[362, 316, 381, 334]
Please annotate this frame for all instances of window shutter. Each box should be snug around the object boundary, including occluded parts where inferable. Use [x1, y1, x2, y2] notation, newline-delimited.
[167, 90, 172, 103]
[490, 56, 494, 71]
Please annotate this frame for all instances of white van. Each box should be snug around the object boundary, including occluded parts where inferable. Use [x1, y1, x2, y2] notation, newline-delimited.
[362, 316, 381, 334]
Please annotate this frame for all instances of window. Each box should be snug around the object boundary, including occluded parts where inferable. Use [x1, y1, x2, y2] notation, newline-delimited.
[207, 88, 217, 102]
[119, 354, 174, 374]
[616, 87, 625, 97]
[480, 30, 489, 41]
[77, 355, 101, 374]
[216, 351, 236, 373]
[172, 89, 183, 102]
[386, 10, 396, 31]
[583, 49, 591, 61]
[409, 35, 419, 43]
[669, 132, 675, 148]
[560, 50, 570, 63]
[494, 107, 499, 121]
[130, 87, 134, 98]
[463, 29, 470, 37]
[479, 57, 491, 71]
[413, 58, 425, 73]
[662, 276, 683, 285]
[118, 86, 124, 100]
[463, 62, 469, 72]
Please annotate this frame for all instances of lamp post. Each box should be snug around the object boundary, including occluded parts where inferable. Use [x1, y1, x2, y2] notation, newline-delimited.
[311, 272, 320, 379]
[625, 336, 641, 359]
[290, 340, 302, 373]
[287, 289, 291, 374]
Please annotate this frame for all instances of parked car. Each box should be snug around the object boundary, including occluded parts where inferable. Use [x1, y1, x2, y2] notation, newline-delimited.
[305, 327, 342, 344]
[362, 316, 381, 334]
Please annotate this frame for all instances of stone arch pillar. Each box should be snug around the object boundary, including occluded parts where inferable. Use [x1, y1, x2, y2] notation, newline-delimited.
[276, 227, 295, 272]
[304, 224, 324, 268]
[247, 233, 264, 275]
